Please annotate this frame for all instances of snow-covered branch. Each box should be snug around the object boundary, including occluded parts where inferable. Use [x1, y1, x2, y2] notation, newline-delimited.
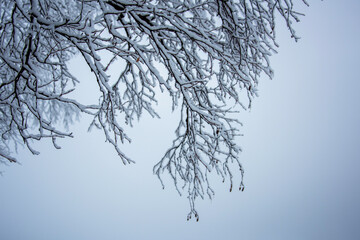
[0, 0, 307, 219]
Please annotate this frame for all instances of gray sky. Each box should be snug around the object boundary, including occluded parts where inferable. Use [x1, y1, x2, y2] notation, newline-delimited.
[1, 1, 360, 239]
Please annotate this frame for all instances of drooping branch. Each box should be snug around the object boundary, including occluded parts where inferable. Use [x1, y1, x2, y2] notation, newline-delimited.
[0, 0, 307, 218]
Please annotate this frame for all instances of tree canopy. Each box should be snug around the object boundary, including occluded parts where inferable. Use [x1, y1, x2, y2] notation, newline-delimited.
[0, 0, 307, 219]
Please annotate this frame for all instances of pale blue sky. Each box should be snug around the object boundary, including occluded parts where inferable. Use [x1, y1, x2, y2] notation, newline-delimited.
[1, 1, 360, 239]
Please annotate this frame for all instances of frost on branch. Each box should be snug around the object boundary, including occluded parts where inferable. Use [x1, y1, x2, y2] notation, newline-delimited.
[0, 0, 307, 217]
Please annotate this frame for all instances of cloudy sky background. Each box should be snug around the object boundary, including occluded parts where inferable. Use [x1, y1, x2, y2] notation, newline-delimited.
[1, 0, 360, 239]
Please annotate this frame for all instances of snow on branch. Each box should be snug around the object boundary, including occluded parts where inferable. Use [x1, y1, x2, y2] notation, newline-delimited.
[0, 0, 306, 219]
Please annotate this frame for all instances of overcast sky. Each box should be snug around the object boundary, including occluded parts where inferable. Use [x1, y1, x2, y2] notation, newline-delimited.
[1, 1, 360, 239]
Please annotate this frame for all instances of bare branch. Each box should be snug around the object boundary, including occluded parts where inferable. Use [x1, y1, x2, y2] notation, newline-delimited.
[0, 0, 305, 219]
